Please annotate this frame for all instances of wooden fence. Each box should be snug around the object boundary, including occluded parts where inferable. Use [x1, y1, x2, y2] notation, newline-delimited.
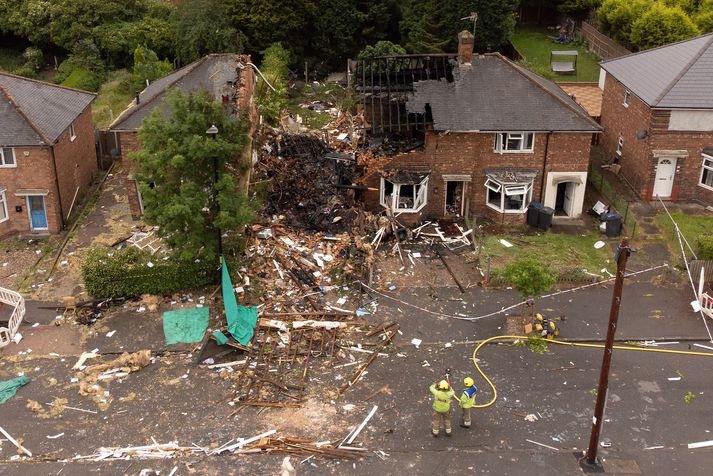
[578, 21, 632, 60]
[690, 260, 713, 286]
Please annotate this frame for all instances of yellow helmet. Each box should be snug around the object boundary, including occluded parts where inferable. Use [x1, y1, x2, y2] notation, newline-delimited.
[438, 380, 450, 390]
[464, 377, 474, 388]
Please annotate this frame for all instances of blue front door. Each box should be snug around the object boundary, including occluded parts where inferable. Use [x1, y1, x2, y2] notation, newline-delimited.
[28, 196, 48, 230]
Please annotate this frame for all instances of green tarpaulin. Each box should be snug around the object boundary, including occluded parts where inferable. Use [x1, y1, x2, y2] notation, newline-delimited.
[0, 375, 29, 404]
[163, 307, 210, 345]
[222, 258, 257, 346]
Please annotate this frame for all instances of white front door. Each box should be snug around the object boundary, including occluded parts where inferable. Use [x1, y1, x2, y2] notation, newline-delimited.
[653, 157, 676, 198]
[563, 182, 575, 216]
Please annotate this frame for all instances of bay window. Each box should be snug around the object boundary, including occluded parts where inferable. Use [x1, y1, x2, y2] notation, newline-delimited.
[700, 153, 713, 190]
[380, 175, 429, 213]
[484, 170, 536, 213]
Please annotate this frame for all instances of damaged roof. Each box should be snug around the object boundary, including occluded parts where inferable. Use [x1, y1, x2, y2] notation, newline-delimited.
[110, 54, 240, 131]
[406, 54, 600, 132]
[600, 33, 713, 109]
[0, 72, 95, 146]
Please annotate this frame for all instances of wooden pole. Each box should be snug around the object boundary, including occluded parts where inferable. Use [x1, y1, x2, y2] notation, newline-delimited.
[585, 237, 631, 466]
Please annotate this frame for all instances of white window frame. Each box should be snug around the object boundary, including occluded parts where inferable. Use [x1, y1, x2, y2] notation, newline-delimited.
[494, 132, 535, 153]
[616, 136, 624, 155]
[69, 123, 77, 142]
[485, 177, 533, 214]
[380, 176, 429, 213]
[623, 90, 630, 108]
[700, 153, 713, 191]
[0, 189, 7, 223]
[0, 147, 16, 167]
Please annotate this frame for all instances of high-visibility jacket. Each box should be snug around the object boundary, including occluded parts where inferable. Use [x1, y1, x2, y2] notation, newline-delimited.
[459, 385, 477, 409]
[430, 384, 455, 413]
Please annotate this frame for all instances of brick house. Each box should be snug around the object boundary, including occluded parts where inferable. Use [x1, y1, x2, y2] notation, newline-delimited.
[0, 72, 97, 237]
[358, 32, 601, 225]
[109, 54, 257, 218]
[599, 33, 713, 205]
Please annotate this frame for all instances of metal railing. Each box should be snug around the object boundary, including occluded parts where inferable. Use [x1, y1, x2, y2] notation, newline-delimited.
[0, 287, 25, 348]
[588, 163, 637, 238]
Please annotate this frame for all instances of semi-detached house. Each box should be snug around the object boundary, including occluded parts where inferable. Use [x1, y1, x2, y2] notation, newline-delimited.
[0, 72, 97, 237]
[358, 31, 602, 226]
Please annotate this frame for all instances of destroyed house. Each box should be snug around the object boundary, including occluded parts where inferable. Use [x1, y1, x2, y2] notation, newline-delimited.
[110, 54, 257, 219]
[356, 31, 602, 225]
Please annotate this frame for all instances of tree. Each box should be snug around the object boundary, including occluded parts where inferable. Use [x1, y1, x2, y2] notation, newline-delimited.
[558, 0, 602, 21]
[130, 90, 254, 262]
[132, 45, 172, 91]
[694, 0, 713, 32]
[502, 257, 556, 316]
[598, 0, 654, 45]
[400, 0, 519, 54]
[172, 0, 244, 65]
[257, 43, 291, 125]
[630, 2, 700, 49]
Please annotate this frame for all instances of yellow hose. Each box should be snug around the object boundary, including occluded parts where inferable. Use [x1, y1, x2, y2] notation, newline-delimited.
[469, 335, 713, 409]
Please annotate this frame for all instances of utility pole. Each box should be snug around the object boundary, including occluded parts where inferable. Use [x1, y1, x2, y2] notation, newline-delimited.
[584, 237, 632, 467]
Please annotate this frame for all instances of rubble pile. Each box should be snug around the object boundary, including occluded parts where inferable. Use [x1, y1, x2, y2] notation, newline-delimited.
[256, 133, 361, 231]
[242, 224, 374, 312]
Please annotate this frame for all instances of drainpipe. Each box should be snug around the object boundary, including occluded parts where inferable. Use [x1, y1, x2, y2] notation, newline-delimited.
[539, 132, 552, 203]
[49, 145, 66, 230]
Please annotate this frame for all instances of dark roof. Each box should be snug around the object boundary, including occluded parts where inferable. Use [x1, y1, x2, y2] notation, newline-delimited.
[110, 54, 240, 131]
[0, 72, 95, 146]
[406, 54, 600, 132]
[600, 33, 713, 108]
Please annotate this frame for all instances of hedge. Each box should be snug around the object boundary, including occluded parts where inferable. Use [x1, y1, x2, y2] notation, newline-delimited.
[81, 247, 217, 298]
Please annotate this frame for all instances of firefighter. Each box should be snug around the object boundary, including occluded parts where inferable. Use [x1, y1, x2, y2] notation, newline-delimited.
[459, 377, 477, 428]
[430, 379, 455, 436]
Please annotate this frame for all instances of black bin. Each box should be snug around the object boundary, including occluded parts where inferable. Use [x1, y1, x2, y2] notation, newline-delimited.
[527, 201, 542, 227]
[538, 207, 554, 230]
[604, 213, 622, 237]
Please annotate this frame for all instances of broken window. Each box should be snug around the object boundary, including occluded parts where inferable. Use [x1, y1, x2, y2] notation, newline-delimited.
[494, 133, 535, 153]
[380, 176, 429, 213]
[0, 188, 7, 222]
[700, 153, 713, 190]
[485, 177, 533, 213]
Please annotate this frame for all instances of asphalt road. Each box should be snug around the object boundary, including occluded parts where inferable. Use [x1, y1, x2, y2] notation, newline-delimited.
[2, 271, 712, 475]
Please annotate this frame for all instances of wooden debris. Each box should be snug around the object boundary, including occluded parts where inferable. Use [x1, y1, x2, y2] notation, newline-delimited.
[0, 425, 32, 457]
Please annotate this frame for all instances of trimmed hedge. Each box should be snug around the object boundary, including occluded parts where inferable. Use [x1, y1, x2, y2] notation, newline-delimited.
[81, 247, 217, 298]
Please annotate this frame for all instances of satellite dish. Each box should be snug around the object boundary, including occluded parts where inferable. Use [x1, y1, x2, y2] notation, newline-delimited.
[636, 130, 649, 140]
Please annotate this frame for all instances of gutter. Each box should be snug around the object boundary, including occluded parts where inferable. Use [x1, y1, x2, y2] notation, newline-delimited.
[49, 145, 65, 230]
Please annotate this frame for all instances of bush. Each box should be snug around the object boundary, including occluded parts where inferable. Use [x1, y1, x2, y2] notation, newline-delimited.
[61, 68, 104, 92]
[697, 235, 713, 260]
[630, 2, 700, 50]
[81, 247, 217, 299]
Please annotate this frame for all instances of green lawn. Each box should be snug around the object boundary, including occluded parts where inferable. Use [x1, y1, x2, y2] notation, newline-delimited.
[483, 231, 613, 280]
[92, 70, 134, 129]
[286, 82, 348, 130]
[653, 210, 713, 255]
[511, 26, 601, 83]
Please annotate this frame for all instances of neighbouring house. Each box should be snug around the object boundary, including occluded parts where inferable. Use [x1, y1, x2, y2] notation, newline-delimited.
[599, 33, 713, 205]
[0, 72, 97, 237]
[110, 54, 257, 219]
[356, 31, 601, 225]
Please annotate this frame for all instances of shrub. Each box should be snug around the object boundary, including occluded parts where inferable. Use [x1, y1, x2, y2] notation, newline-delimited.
[502, 257, 556, 300]
[81, 247, 217, 298]
[61, 68, 104, 92]
[630, 2, 700, 50]
[697, 235, 713, 260]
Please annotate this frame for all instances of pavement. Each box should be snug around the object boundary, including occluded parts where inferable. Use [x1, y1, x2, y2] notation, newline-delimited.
[2, 250, 713, 475]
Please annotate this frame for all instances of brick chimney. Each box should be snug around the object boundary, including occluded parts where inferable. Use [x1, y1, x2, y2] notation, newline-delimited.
[458, 30, 474, 65]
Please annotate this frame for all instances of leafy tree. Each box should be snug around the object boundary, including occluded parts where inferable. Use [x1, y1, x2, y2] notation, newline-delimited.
[257, 43, 291, 125]
[172, 0, 244, 65]
[400, 0, 519, 53]
[630, 2, 700, 49]
[132, 45, 172, 91]
[694, 0, 713, 32]
[130, 90, 253, 262]
[357, 40, 407, 60]
[502, 257, 556, 315]
[558, 0, 602, 21]
[598, 0, 654, 44]
[93, 17, 175, 68]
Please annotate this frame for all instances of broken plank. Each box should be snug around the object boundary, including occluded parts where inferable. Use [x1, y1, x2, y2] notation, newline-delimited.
[344, 405, 378, 445]
[0, 425, 32, 457]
